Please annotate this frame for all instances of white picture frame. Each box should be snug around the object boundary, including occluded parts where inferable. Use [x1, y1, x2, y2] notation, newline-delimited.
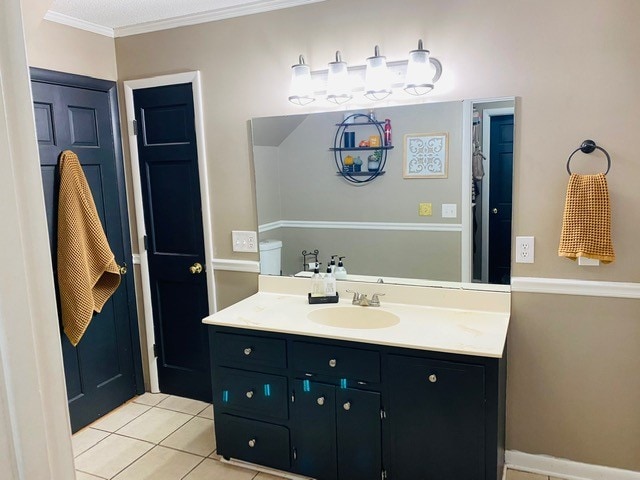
[403, 132, 449, 178]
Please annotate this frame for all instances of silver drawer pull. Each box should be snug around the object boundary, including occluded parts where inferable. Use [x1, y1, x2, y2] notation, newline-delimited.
[328, 358, 337, 368]
[428, 374, 437, 383]
[246, 390, 254, 399]
[343, 401, 351, 411]
[317, 396, 325, 406]
[243, 347, 252, 356]
[248, 438, 256, 448]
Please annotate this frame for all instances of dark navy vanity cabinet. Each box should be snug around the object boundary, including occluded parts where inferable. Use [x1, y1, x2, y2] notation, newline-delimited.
[209, 326, 506, 480]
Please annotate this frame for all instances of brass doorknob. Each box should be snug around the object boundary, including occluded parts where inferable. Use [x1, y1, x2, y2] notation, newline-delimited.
[189, 262, 203, 274]
[118, 263, 128, 275]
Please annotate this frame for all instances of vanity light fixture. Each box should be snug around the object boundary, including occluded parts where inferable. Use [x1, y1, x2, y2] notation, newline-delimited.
[364, 45, 392, 101]
[288, 55, 315, 106]
[287, 40, 442, 106]
[404, 39, 442, 96]
[326, 51, 352, 104]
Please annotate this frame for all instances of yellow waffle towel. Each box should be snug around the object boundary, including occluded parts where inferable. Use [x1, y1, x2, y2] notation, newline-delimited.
[558, 173, 615, 263]
[57, 150, 121, 346]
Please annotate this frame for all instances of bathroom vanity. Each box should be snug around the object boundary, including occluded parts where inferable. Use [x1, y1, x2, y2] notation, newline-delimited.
[203, 276, 510, 480]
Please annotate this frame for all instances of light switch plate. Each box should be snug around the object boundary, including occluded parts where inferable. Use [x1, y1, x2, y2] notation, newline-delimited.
[419, 203, 432, 216]
[578, 257, 600, 266]
[232, 230, 258, 252]
[442, 203, 457, 218]
[515, 236, 535, 263]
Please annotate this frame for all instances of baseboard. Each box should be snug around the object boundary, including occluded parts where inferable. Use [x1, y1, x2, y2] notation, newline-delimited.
[506, 450, 640, 480]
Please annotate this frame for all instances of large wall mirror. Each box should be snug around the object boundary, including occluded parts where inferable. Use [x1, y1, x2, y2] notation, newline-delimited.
[251, 97, 514, 289]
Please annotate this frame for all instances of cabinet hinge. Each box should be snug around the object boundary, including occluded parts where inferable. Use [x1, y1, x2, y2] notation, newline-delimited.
[152, 344, 158, 357]
[132, 119, 138, 136]
[143, 234, 148, 251]
[381, 469, 387, 479]
[380, 408, 386, 420]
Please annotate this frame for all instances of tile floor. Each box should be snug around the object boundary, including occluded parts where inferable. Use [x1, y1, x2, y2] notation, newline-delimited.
[73, 393, 567, 480]
[72, 393, 287, 480]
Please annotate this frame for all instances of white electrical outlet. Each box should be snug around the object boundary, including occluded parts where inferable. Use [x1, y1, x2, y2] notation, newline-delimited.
[515, 236, 535, 263]
[442, 203, 457, 218]
[232, 230, 258, 252]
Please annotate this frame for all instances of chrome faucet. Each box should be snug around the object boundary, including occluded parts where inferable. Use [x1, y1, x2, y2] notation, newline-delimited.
[347, 290, 385, 307]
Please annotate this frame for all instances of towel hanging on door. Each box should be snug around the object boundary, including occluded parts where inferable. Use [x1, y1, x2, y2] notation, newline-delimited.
[57, 150, 121, 346]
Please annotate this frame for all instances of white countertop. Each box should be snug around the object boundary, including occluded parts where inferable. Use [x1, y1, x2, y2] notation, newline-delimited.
[203, 277, 510, 358]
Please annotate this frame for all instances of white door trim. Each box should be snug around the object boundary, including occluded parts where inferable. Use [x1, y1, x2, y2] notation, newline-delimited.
[481, 106, 515, 282]
[124, 71, 217, 393]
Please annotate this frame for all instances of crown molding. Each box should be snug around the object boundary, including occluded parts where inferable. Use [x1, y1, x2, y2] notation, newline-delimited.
[44, 11, 115, 38]
[114, 0, 325, 37]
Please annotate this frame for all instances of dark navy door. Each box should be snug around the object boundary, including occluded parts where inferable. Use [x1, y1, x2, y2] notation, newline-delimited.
[31, 68, 143, 433]
[133, 83, 211, 401]
[488, 115, 514, 285]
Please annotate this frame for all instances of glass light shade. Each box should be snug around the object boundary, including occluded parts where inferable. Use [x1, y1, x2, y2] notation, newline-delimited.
[364, 46, 391, 101]
[404, 40, 436, 96]
[326, 51, 352, 104]
[288, 55, 315, 106]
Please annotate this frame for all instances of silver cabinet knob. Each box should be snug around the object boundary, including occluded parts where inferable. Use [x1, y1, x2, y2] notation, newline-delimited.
[492, 208, 498, 214]
[243, 347, 252, 356]
[317, 396, 325, 406]
[246, 390, 254, 399]
[328, 358, 337, 368]
[429, 374, 437, 383]
[248, 438, 256, 448]
[343, 401, 351, 411]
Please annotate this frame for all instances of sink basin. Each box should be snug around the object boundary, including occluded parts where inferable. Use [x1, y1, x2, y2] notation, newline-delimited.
[308, 306, 400, 329]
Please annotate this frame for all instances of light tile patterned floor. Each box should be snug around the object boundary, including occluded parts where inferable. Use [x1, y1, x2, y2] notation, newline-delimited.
[74, 393, 569, 480]
[72, 393, 287, 480]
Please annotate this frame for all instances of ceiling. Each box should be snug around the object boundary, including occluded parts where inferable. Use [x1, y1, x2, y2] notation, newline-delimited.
[45, 0, 325, 37]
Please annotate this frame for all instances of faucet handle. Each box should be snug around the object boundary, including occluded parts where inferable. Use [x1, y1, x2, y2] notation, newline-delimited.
[370, 293, 385, 306]
[346, 289, 361, 304]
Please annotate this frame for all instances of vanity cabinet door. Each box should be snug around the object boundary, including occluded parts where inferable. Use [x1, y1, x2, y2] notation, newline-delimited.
[291, 380, 337, 480]
[336, 388, 382, 480]
[386, 355, 485, 480]
[215, 413, 291, 471]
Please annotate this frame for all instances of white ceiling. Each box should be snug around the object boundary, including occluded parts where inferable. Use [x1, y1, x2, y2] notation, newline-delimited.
[46, 0, 325, 37]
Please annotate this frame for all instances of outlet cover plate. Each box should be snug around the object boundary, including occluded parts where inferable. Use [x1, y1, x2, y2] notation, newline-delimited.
[232, 230, 258, 252]
[515, 236, 535, 263]
[442, 203, 457, 218]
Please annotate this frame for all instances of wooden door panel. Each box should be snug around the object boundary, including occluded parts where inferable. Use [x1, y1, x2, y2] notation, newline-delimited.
[32, 68, 142, 432]
[134, 83, 211, 401]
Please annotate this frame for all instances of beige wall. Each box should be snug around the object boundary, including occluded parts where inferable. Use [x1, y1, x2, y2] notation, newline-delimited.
[26, 20, 117, 81]
[112, 0, 640, 471]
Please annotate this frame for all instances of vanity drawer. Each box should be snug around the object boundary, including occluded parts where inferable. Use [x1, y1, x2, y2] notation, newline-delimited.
[292, 341, 380, 383]
[213, 332, 287, 369]
[216, 414, 291, 471]
[213, 367, 288, 420]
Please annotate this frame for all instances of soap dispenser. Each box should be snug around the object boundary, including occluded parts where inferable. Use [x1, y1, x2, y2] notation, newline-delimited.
[329, 255, 337, 273]
[324, 262, 336, 296]
[310, 263, 325, 297]
[334, 256, 347, 280]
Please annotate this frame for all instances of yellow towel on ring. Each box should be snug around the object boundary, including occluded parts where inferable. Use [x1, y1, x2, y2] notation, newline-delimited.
[57, 150, 121, 346]
[558, 173, 615, 263]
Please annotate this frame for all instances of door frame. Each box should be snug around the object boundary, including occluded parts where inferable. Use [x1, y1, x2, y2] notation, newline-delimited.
[481, 107, 514, 283]
[123, 71, 217, 392]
